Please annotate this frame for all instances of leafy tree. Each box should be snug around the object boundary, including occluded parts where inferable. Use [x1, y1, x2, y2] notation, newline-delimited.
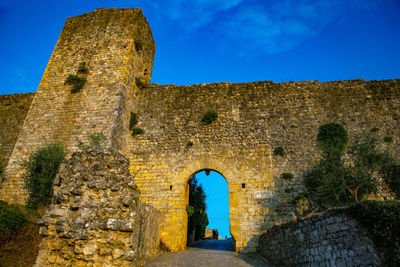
[305, 124, 385, 207]
[23, 143, 66, 207]
[317, 122, 348, 159]
[187, 176, 209, 241]
[350, 135, 400, 199]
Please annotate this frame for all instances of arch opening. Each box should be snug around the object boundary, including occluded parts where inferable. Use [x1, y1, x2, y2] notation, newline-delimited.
[185, 169, 233, 251]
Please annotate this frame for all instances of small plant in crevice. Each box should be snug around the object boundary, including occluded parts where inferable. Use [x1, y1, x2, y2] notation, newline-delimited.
[274, 146, 285, 156]
[186, 141, 194, 148]
[129, 112, 138, 131]
[65, 62, 89, 93]
[65, 75, 86, 93]
[135, 39, 143, 52]
[77, 62, 89, 74]
[201, 110, 218, 124]
[384, 136, 393, 143]
[76, 132, 107, 152]
[131, 127, 144, 136]
[135, 77, 147, 89]
[371, 127, 380, 132]
[129, 112, 144, 137]
[281, 172, 294, 179]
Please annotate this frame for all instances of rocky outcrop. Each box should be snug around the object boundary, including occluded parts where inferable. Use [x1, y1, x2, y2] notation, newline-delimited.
[34, 150, 160, 266]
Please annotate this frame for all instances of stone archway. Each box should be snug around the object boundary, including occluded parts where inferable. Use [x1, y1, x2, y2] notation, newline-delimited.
[174, 158, 241, 251]
[184, 169, 232, 247]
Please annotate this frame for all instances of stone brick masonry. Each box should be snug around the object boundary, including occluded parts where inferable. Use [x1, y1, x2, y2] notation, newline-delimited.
[258, 210, 382, 266]
[34, 150, 160, 266]
[0, 8, 399, 254]
[0, 93, 34, 164]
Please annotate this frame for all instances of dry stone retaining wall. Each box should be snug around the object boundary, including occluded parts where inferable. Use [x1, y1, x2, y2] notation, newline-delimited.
[257, 210, 382, 266]
[35, 150, 160, 266]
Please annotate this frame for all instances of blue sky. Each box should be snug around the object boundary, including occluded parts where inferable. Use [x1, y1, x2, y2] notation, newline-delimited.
[0, 0, 399, 239]
[192, 171, 230, 239]
[0, 0, 399, 95]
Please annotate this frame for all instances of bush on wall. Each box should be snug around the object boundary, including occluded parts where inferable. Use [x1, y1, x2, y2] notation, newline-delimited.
[274, 146, 285, 156]
[23, 143, 66, 208]
[201, 110, 218, 124]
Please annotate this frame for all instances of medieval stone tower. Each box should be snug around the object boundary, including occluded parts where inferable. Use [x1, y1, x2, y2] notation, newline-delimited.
[1, 8, 155, 203]
[0, 8, 399, 253]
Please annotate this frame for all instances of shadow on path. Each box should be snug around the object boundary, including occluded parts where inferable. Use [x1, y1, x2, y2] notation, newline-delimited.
[188, 240, 233, 251]
[144, 240, 275, 267]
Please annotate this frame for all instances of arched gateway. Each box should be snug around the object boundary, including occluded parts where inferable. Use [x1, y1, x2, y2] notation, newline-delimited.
[1, 8, 399, 255]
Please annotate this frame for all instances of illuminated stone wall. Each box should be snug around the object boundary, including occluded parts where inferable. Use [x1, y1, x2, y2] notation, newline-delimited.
[128, 79, 399, 252]
[0, 7, 399, 254]
[0, 8, 155, 204]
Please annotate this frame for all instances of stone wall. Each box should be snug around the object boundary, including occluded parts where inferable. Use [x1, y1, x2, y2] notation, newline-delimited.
[129, 79, 399, 252]
[257, 210, 382, 266]
[35, 150, 160, 266]
[0, 8, 155, 204]
[0, 7, 399, 254]
[0, 93, 34, 164]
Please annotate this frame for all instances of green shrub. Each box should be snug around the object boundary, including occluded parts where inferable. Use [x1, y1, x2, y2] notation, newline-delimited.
[77, 62, 89, 74]
[317, 122, 348, 156]
[129, 112, 138, 131]
[135, 77, 147, 89]
[65, 74, 86, 93]
[345, 201, 400, 265]
[186, 141, 194, 148]
[201, 110, 218, 124]
[371, 127, 380, 132]
[274, 146, 285, 156]
[306, 133, 381, 207]
[76, 132, 107, 152]
[384, 136, 393, 143]
[131, 127, 144, 136]
[0, 201, 26, 240]
[281, 172, 294, 179]
[23, 143, 66, 208]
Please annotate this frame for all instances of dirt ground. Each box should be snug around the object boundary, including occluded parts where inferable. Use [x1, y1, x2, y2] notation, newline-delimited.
[0, 223, 42, 267]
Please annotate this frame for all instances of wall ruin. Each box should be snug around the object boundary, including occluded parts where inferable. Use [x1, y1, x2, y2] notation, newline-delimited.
[34, 150, 160, 266]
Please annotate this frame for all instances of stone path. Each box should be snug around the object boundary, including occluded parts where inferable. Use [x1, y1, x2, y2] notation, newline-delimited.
[144, 240, 274, 267]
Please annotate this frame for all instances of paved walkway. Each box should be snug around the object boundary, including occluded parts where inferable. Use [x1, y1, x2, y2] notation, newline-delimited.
[144, 240, 274, 267]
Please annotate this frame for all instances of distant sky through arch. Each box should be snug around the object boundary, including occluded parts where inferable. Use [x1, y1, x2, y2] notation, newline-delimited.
[192, 170, 231, 239]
